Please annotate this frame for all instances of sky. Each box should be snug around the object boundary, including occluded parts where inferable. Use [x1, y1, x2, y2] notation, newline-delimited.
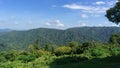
[0, 0, 119, 30]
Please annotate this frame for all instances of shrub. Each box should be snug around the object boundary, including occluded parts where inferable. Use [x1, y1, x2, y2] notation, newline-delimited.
[33, 50, 51, 57]
[4, 52, 15, 61]
[0, 56, 6, 63]
[90, 47, 110, 58]
[109, 33, 120, 45]
[83, 42, 110, 58]
[54, 46, 72, 56]
[0, 50, 20, 61]
[110, 47, 120, 56]
[17, 54, 36, 63]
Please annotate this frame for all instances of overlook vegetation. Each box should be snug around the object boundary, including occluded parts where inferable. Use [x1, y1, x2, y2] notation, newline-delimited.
[0, 31, 119, 68]
[0, 27, 119, 68]
[0, 0, 120, 68]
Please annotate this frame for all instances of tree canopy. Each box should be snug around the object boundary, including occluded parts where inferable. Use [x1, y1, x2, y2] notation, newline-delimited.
[105, 0, 120, 25]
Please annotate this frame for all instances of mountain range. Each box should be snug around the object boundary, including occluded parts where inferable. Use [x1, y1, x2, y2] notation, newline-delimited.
[0, 27, 120, 51]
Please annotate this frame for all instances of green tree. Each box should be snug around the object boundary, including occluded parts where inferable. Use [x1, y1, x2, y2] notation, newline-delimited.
[54, 46, 72, 56]
[110, 47, 120, 56]
[34, 39, 40, 50]
[109, 33, 120, 45]
[44, 44, 56, 53]
[83, 42, 110, 58]
[28, 44, 35, 53]
[68, 41, 78, 54]
[68, 41, 78, 48]
[28, 39, 40, 53]
[4, 50, 18, 61]
[81, 42, 95, 51]
[105, 0, 120, 24]
[17, 54, 36, 63]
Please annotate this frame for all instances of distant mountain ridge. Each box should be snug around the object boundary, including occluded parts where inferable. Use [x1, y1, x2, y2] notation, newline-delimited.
[0, 29, 12, 36]
[0, 27, 119, 51]
[0, 29, 11, 32]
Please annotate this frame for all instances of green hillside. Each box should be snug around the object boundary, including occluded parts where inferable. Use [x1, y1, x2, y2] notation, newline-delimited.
[0, 27, 119, 51]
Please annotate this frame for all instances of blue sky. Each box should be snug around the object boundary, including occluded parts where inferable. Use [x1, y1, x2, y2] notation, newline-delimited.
[0, 0, 119, 30]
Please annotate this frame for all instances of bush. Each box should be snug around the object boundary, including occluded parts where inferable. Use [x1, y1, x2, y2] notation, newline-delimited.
[54, 46, 72, 56]
[33, 50, 51, 57]
[83, 42, 110, 58]
[90, 47, 110, 58]
[0, 56, 6, 63]
[4, 52, 15, 61]
[109, 33, 120, 45]
[17, 54, 36, 63]
[3, 50, 20, 61]
[110, 47, 120, 56]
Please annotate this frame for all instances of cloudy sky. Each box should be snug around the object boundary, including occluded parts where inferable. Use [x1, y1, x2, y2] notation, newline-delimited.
[0, 0, 119, 30]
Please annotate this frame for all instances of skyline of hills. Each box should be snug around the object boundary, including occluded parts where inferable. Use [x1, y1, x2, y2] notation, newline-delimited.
[0, 26, 119, 51]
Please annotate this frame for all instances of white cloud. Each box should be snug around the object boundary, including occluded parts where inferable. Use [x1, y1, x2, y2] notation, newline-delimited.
[95, 1, 105, 5]
[63, 0, 118, 15]
[45, 20, 64, 27]
[45, 22, 51, 26]
[107, 0, 118, 6]
[77, 22, 87, 27]
[111, 24, 119, 27]
[63, 4, 108, 14]
[98, 24, 103, 26]
[63, 4, 93, 10]
[81, 14, 88, 18]
[96, 21, 119, 27]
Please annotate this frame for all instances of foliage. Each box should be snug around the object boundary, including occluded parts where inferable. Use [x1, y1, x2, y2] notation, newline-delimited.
[44, 44, 56, 52]
[82, 42, 111, 58]
[17, 54, 36, 63]
[0, 33, 119, 68]
[105, 0, 120, 24]
[0, 56, 6, 63]
[68, 41, 79, 54]
[34, 50, 51, 57]
[54, 46, 72, 56]
[110, 47, 120, 56]
[3, 50, 19, 61]
[109, 33, 120, 45]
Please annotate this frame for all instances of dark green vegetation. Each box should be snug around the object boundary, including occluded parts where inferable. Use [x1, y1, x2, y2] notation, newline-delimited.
[0, 32, 119, 68]
[105, 0, 120, 24]
[0, 27, 119, 51]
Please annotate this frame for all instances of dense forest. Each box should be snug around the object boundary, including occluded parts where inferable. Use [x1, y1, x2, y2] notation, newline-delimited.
[0, 27, 119, 51]
[0, 32, 119, 68]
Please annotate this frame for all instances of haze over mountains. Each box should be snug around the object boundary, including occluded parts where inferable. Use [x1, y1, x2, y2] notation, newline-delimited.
[0, 27, 120, 51]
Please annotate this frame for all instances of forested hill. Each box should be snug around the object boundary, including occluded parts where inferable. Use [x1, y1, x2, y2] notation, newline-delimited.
[0, 27, 120, 51]
[0, 29, 11, 36]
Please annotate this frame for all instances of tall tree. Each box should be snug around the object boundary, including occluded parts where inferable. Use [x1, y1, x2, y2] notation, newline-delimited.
[105, 0, 120, 25]
[34, 39, 39, 50]
[109, 33, 120, 45]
